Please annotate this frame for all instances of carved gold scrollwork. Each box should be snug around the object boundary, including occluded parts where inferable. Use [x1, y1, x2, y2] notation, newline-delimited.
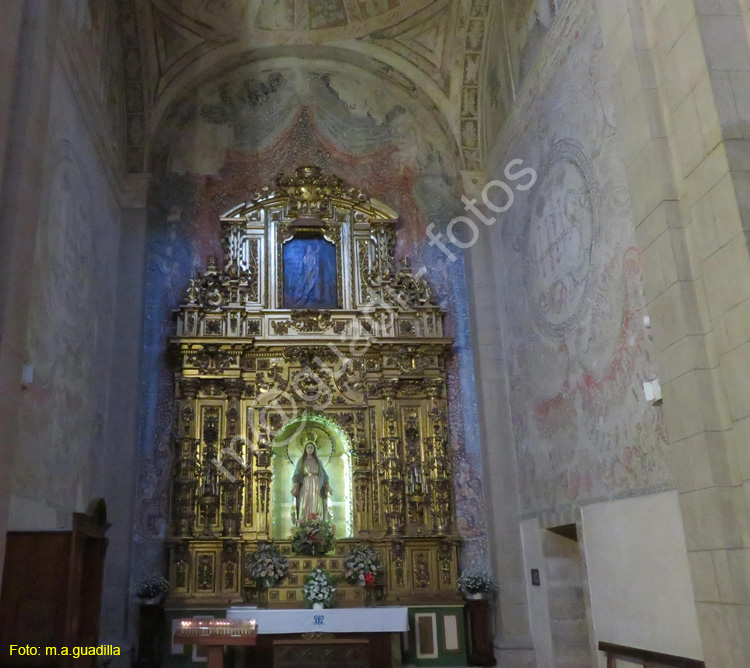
[220, 441, 244, 537]
[185, 344, 235, 374]
[271, 311, 347, 336]
[174, 541, 190, 590]
[439, 538, 456, 586]
[179, 378, 201, 400]
[254, 470, 272, 534]
[391, 539, 406, 588]
[413, 552, 431, 588]
[222, 541, 238, 590]
[276, 166, 366, 218]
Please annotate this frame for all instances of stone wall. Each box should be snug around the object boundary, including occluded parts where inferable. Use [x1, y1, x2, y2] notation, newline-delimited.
[592, 0, 750, 665]
[0, 2, 145, 662]
[489, 0, 672, 518]
[471, 0, 750, 665]
[9, 58, 121, 529]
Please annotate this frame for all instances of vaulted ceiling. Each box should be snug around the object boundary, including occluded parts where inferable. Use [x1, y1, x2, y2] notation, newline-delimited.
[121, 0, 504, 177]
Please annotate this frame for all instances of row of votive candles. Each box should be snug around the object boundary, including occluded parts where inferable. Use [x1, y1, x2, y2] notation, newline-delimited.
[178, 619, 257, 635]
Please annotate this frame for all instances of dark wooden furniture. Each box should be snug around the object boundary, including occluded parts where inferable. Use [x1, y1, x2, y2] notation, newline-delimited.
[135, 603, 165, 668]
[599, 642, 706, 668]
[174, 620, 258, 668]
[243, 632, 398, 668]
[0, 500, 109, 668]
[465, 598, 497, 666]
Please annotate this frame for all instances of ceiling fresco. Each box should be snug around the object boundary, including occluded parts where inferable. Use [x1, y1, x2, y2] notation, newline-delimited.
[62, 0, 547, 181]
[113, 0, 500, 175]
[156, 0, 436, 38]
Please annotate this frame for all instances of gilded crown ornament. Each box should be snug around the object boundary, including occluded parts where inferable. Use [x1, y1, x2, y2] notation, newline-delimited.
[275, 166, 367, 218]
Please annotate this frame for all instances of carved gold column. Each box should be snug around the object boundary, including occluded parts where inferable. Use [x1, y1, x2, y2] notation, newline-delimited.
[253, 425, 272, 536]
[380, 379, 404, 535]
[402, 407, 426, 532]
[198, 405, 221, 537]
[424, 379, 453, 534]
[353, 470, 370, 535]
[243, 419, 254, 528]
[173, 378, 200, 537]
[220, 379, 245, 537]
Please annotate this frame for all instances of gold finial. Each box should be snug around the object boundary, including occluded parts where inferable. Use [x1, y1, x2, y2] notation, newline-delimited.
[275, 166, 367, 218]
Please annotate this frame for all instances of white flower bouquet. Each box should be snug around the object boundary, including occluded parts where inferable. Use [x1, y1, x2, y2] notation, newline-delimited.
[456, 568, 498, 595]
[343, 544, 381, 586]
[246, 543, 289, 587]
[302, 567, 336, 608]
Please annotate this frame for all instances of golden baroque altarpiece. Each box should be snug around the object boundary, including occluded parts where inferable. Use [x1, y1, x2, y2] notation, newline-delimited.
[167, 167, 461, 607]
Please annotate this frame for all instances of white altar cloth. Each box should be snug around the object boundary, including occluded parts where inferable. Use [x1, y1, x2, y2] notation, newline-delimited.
[226, 606, 409, 635]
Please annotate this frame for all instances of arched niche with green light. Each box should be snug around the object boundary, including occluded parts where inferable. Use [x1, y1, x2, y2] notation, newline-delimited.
[270, 413, 353, 540]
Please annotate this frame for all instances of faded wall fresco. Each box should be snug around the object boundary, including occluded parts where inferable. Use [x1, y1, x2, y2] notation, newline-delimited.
[482, 0, 557, 155]
[11, 59, 121, 527]
[487, 0, 672, 516]
[63, 0, 125, 156]
[135, 62, 490, 576]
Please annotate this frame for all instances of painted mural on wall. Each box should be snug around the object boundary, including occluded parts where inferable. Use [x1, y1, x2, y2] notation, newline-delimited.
[136, 62, 489, 572]
[13, 62, 120, 525]
[488, 0, 671, 515]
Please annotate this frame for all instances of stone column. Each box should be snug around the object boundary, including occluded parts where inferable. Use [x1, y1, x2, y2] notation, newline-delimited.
[465, 202, 535, 666]
[97, 204, 148, 662]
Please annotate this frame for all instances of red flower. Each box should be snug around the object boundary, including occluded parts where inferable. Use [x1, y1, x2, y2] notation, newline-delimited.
[364, 573, 375, 587]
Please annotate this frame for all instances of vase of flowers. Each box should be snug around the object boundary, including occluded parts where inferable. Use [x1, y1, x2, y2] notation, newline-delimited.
[343, 544, 381, 586]
[302, 568, 336, 609]
[136, 575, 170, 605]
[291, 516, 335, 556]
[456, 568, 498, 600]
[246, 543, 289, 589]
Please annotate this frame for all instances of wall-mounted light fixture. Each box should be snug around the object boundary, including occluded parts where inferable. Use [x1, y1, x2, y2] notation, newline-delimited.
[21, 363, 34, 390]
[643, 378, 662, 405]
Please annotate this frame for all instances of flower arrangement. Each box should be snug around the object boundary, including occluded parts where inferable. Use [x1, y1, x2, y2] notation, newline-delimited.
[136, 575, 170, 601]
[246, 543, 289, 587]
[302, 568, 336, 608]
[291, 516, 335, 556]
[456, 568, 498, 596]
[343, 544, 381, 586]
